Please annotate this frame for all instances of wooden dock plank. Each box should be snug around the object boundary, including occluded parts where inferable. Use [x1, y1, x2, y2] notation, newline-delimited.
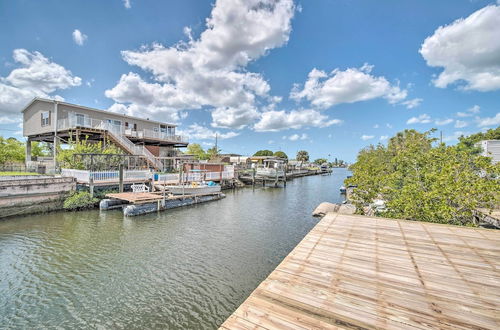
[105, 191, 223, 204]
[220, 213, 500, 329]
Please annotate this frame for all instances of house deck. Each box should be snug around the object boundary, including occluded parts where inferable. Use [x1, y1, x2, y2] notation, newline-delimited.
[220, 213, 500, 329]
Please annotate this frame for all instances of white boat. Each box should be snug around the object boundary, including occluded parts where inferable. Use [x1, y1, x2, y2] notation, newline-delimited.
[255, 167, 285, 178]
[255, 159, 286, 178]
[162, 183, 221, 195]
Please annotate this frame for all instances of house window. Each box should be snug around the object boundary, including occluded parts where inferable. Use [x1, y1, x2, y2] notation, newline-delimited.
[107, 119, 121, 126]
[41, 111, 50, 126]
[76, 114, 85, 126]
[125, 122, 129, 128]
[133, 123, 137, 131]
[154, 127, 159, 132]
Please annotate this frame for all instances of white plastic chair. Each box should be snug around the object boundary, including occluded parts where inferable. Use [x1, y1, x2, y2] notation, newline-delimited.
[131, 183, 150, 193]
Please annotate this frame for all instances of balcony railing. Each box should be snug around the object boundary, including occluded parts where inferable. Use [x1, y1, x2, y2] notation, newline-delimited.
[124, 128, 188, 144]
[57, 115, 188, 144]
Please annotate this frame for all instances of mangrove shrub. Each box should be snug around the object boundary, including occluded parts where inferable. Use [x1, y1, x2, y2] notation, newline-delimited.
[63, 191, 99, 210]
[346, 129, 500, 225]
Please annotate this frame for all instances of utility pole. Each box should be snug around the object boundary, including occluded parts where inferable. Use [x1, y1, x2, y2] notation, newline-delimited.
[440, 131, 443, 144]
[215, 133, 218, 153]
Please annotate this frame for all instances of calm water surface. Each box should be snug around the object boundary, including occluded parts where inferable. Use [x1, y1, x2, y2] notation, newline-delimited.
[0, 169, 349, 329]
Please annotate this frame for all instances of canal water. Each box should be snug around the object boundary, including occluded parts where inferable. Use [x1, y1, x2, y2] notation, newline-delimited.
[0, 169, 349, 329]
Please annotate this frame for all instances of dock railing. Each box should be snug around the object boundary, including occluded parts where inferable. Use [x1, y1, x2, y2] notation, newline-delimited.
[62, 168, 234, 185]
[155, 171, 235, 183]
[62, 169, 151, 184]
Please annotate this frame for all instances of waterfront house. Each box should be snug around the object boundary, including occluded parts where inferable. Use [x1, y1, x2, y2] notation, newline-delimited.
[22, 98, 188, 171]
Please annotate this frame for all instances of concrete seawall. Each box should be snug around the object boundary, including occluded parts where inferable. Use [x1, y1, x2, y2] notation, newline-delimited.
[0, 176, 76, 219]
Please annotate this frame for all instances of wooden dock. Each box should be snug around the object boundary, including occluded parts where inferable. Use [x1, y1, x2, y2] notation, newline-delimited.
[106, 192, 164, 204]
[105, 191, 223, 204]
[220, 213, 500, 329]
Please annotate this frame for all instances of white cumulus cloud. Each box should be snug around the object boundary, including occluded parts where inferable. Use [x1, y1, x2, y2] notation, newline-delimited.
[457, 105, 481, 117]
[380, 135, 388, 141]
[0, 49, 81, 117]
[407, 114, 431, 124]
[211, 105, 260, 129]
[435, 118, 453, 126]
[254, 109, 342, 132]
[72, 29, 87, 46]
[123, 0, 131, 9]
[455, 120, 468, 128]
[290, 64, 409, 109]
[105, 0, 296, 129]
[420, 5, 500, 91]
[401, 98, 423, 109]
[361, 135, 374, 141]
[284, 133, 308, 141]
[476, 113, 500, 127]
[177, 123, 239, 140]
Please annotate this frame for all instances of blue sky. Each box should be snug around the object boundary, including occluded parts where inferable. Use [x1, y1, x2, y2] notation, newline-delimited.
[1, 0, 499, 161]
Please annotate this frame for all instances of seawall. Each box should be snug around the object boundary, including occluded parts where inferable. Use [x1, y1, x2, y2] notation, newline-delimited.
[0, 176, 76, 219]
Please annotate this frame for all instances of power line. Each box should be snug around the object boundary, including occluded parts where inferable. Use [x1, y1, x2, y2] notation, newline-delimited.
[0, 128, 21, 132]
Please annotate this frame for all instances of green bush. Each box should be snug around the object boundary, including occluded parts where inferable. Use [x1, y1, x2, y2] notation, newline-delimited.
[94, 188, 118, 199]
[63, 191, 99, 210]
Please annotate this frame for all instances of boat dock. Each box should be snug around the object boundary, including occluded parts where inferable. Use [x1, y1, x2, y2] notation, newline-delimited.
[101, 191, 225, 216]
[220, 213, 500, 329]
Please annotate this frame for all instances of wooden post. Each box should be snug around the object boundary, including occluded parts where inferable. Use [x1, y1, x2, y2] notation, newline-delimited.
[25, 138, 32, 163]
[252, 168, 255, 186]
[162, 173, 166, 204]
[119, 164, 124, 193]
[89, 176, 94, 198]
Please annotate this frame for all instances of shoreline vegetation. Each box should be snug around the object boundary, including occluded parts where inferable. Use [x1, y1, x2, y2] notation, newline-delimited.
[345, 127, 500, 226]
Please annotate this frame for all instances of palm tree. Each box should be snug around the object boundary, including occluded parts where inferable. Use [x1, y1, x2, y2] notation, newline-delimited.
[296, 150, 309, 162]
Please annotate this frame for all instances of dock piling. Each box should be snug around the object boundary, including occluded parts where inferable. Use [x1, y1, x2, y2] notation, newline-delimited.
[118, 164, 124, 193]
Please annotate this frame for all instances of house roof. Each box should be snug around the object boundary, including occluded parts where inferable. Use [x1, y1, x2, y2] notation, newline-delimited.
[21, 97, 177, 127]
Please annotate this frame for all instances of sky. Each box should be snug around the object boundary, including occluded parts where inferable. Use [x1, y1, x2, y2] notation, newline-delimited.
[0, 0, 499, 162]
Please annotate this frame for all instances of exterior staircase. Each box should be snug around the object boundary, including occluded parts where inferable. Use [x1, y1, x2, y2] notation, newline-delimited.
[99, 122, 163, 170]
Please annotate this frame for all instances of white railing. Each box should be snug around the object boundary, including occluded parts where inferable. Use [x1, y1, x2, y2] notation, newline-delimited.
[156, 173, 180, 183]
[155, 171, 234, 183]
[62, 168, 234, 184]
[99, 122, 163, 170]
[61, 169, 90, 182]
[141, 146, 163, 169]
[59, 116, 165, 170]
[131, 128, 188, 144]
[62, 169, 151, 183]
[58, 115, 188, 144]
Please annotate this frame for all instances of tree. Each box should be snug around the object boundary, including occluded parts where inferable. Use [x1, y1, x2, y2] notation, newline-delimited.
[254, 150, 274, 156]
[456, 126, 500, 153]
[32, 142, 49, 158]
[346, 129, 500, 226]
[0, 137, 25, 164]
[273, 151, 288, 159]
[206, 146, 221, 159]
[56, 138, 122, 169]
[296, 150, 309, 162]
[186, 143, 209, 160]
[314, 158, 328, 165]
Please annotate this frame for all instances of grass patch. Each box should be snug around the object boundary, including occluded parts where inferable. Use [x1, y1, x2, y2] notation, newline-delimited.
[0, 171, 39, 176]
